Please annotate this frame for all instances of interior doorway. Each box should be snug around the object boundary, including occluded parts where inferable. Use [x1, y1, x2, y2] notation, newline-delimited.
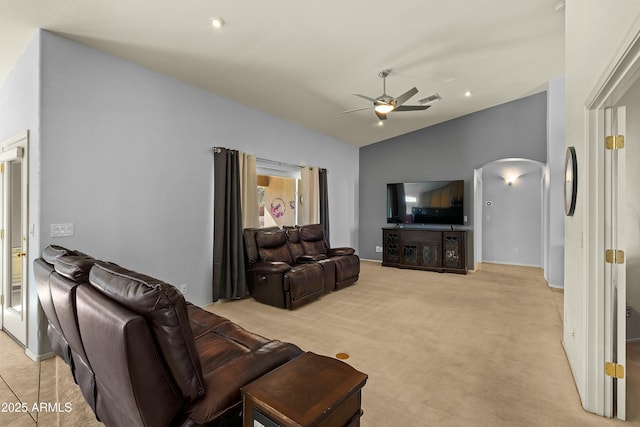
[584, 28, 640, 421]
[0, 131, 29, 346]
[473, 158, 546, 268]
[617, 71, 640, 421]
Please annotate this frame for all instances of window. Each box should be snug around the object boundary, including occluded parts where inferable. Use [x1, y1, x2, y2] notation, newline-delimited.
[257, 160, 300, 228]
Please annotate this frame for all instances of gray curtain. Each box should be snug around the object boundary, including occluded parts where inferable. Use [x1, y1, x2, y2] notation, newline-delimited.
[213, 148, 248, 300]
[319, 168, 330, 246]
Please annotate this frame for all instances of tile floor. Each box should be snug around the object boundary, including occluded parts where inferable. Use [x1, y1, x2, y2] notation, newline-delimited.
[0, 331, 101, 426]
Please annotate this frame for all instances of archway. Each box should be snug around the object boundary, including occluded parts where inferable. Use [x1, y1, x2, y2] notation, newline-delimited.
[473, 158, 547, 269]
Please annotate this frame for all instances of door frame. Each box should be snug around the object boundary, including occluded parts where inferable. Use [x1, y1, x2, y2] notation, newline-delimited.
[0, 130, 29, 346]
[583, 25, 640, 419]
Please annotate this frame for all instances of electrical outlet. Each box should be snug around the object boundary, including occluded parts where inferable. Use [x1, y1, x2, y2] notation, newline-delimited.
[179, 284, 187, 295]
[375, 246, 383, 253]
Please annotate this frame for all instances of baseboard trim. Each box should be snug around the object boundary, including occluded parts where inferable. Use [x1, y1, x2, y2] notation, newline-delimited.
[360, 258, 382, 263]
[481, 261, 543, 269]
[627, 337, 640, 344]
[25, 348, 54, 362]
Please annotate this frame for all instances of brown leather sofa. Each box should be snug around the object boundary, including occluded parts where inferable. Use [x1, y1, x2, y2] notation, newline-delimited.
[243, 228, 325, 309]
[243, 225, 360, 308]
[34, 245, 302, 427]
[296, 224, 360, 290]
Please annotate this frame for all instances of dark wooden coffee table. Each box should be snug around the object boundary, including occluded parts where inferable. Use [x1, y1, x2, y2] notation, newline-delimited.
[241, 352, 368, 427]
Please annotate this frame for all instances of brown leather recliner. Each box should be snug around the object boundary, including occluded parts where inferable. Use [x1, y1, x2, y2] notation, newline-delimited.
[285, 227, 336, 294]
[298, 224, 360, 290]
[33, 246, 75, 366]
[244, 228, 325, 309]
[34, 246, 99, 414]
[34, 245, 303, 427]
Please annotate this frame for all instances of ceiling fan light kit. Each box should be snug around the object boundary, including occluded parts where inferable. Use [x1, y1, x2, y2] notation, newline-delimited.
[343, 69, 436, 120]
[374, 103, 395, 114]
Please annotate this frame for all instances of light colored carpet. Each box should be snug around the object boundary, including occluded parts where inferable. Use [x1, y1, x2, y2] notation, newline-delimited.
[1, 261, 638, 426]
[206, 261, 638, 427]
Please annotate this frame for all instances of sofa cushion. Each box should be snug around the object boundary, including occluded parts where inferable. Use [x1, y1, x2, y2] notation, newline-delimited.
[334, 255, 360, 282]
[286, 263, 324, 300]
[244, 227, 279, 266]
[54, 256, 96, 282]
[300, 225, 328, 256]
[185, 313, 303, 424]
[285, 228, 305, 261]
[256, 230, 294, 265]
[89, 262, 205, 402]
[42, 245, 87, 265]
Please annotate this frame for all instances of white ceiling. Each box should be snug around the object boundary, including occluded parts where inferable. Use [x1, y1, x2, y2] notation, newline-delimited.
[0, 0, 565, 147]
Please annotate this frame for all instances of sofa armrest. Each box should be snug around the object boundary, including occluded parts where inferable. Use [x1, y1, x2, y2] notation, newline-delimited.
[297, 254, 328, 263]
[328, 247, 355, 256]
[248, 262, 292, 275]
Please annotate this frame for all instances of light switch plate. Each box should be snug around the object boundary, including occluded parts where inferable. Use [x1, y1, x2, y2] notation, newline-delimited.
[51, 223, 74, 237]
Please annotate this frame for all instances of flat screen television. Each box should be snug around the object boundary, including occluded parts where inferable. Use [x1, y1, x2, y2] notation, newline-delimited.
[387, 180, 464, 225]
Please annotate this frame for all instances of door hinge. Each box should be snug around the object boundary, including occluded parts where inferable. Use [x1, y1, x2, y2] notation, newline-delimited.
[0, 295, 3, 305]
[605, 362, 625, 379]
[0, 229, 3, 240]
[0, 163, 4, 174]
[605, 249, 625, 264]
[605, 135, 625, 150]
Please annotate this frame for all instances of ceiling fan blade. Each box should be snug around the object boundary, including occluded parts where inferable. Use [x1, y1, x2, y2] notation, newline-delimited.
[342, 106, 373, 114]
[353, 93, 377, 103]
[394, 87, 418, 106]
[375, 110, 387, 120]
[395, 105, 431, 111]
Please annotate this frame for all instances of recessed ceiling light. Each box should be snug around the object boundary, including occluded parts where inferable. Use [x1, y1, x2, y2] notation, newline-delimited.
[464, 91, 472, 97]
[210, 17, 225, 29]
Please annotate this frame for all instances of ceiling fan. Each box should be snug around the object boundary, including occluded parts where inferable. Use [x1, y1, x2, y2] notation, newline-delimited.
[343, 69, 439, 120]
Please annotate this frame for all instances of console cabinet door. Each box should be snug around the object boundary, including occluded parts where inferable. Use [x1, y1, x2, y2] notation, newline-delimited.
[382, 230, 400, 266]
[401, 230, 442, 271]
[420, 240, 441, 269]
[443, 231, 466, 273]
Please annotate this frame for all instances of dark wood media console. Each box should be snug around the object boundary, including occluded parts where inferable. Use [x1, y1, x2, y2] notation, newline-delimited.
[382, 228, 467, 274]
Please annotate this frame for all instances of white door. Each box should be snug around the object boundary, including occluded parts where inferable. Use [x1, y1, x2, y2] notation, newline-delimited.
[604, 107, 626, 419]
[0, 131, 28, 346]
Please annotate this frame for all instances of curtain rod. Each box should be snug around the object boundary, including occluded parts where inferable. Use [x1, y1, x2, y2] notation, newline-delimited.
[212, 147, 309, 170]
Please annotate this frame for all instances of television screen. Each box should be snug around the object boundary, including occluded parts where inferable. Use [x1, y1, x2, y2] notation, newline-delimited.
[387, 180, 464, 225]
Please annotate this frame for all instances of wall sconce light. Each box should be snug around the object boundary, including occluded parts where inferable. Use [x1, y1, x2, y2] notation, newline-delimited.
[504, 175, 519, 186]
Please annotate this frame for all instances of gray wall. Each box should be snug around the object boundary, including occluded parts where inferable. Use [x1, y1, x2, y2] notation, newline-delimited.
[37, 30, 359, 309]
[481, 160, 543, 267]
[0, 31, 45, 357]
[359, 92, 548, 265]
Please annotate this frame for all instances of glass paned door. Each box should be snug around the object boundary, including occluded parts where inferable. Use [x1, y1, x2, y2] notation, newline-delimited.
[0, 132, 28, 346]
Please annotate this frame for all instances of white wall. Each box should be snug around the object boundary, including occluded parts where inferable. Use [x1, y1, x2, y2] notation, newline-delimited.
[37, 31, 358, 310]
[0, 32, 44, 357]
[564, 0, 640, 410]
[546, 76, 565, 288]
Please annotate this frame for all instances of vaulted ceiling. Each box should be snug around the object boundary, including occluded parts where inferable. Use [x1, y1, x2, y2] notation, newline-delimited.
[0, 0, 565, 147]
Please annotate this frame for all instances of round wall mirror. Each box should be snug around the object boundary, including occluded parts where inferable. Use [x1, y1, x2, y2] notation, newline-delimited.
[564, 146, 578, 216]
